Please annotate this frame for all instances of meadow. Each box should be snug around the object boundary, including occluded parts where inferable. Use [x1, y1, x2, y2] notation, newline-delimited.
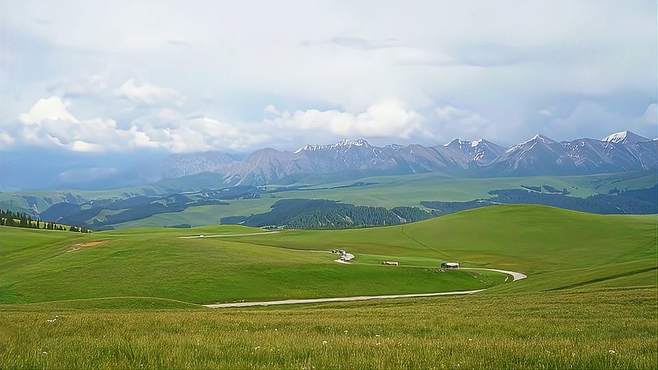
[0, 288, 655, 369]
[0, 204, 656, 368]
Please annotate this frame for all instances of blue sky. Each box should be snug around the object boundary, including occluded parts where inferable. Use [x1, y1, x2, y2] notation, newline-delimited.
[0, 0, 656, 154]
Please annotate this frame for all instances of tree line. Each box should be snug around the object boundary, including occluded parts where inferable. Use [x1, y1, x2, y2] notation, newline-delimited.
[0, 209, 91, 233]
[222, 199, 436, 229]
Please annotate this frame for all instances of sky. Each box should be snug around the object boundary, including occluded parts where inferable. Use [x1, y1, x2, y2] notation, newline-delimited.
[0, 0, 656, 155]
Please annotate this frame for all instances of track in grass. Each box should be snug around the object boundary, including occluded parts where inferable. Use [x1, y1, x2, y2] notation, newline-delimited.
[203, 267, 527, 308]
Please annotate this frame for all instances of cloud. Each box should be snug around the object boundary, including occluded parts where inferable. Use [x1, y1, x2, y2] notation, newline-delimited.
[433, 105, 494, 141]
[543, 100, 658, 140]
[0, 1, 655, 151]
[19, 96, 78, 124]
[13, 96, 267, 153]
[166, 39, 189, 47]
[302, 36, 402, 50]
[642, 103, 657, 125]
[267, 100, 427, 139]
[0, 131, 14, 149]
[140, 116, 268, 153]
[16, 96, 157, 152]
[116, 79, 184, 106]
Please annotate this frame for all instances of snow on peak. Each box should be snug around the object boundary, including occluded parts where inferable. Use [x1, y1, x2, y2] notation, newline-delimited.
[294, 138, 370, 153]
[337, 138, 370, 147]
[602, 130, 649, 144]
[524, 134, 556, 145]
[445, 138, 486, 150]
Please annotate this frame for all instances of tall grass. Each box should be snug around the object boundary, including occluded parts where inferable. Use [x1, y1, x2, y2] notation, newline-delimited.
[1, 288, 655, 369]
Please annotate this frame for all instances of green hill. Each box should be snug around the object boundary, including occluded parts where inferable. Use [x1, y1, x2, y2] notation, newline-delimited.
[1, 205, 655, 306]
[223, 205, 656, 292]
[1, 204, 656, 369]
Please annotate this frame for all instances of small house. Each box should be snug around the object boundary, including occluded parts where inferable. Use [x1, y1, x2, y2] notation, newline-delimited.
[441, 262, 460, 269]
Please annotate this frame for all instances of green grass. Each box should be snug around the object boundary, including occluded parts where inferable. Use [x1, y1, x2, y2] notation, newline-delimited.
[113, 199, 277, 228]
[224, 205, 657, 293]
[1, 204, 656, 368]
[1, 205, 655, 306]
[0, 288, 655, 369]
[0, 224, 503, 305]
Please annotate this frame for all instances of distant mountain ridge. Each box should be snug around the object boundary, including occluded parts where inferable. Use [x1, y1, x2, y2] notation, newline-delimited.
[161, 130, 657, 185]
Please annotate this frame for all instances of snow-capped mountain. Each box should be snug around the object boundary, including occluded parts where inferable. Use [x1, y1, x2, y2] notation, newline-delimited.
[440, 138, 506, 168]
[487, 131, 656, 176]
[161, 131, 658, 185]
[602, 130, 650, 145]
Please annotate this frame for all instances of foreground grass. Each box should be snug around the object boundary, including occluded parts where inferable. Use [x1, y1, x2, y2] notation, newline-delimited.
[0, 288, 655, 369]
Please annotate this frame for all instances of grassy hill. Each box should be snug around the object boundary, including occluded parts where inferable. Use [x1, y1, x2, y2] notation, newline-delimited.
[0, 225, 504, 305]
[1, 205, 654, 306]
[222, 205, 657, 293]
[1, 204, 656, 368]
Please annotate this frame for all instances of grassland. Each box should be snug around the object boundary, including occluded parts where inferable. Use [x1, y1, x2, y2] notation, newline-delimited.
[1, 205, 655, 305]
[0, 288, 655, 369]
[0, 224, 505, 305]
[0, 204, 656, 368]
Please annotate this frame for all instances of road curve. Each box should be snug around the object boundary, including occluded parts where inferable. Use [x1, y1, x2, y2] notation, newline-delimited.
[461, 267, 527, 281]
[204, 267, 526, 309]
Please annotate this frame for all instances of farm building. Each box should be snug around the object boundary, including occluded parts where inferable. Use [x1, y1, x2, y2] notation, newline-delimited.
[382, 261, 399, 266]
[441, 262, 460, 269]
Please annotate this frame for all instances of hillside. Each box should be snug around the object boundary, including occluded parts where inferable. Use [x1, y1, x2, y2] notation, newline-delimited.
[213, 205, 657, 293]
[1, 205, 655, 369]
[1, 205, 654, 306]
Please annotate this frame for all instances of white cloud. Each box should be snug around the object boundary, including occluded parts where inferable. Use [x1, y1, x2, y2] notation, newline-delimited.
[1, 1, 655, 148]
[116, 79, 184, 106]
[16, 96, 157, 152]
[434, 105, 494, 141]
[0, 131, 14, 148]
[14, 97, 267, 153]
[19, 96, 78, 124]
[268, 100, 427, 139]
[544, 101, 658, 140]
[141, 116, 268, 153]
[642, 103, 657, 125]
[539, 109, 553, 117]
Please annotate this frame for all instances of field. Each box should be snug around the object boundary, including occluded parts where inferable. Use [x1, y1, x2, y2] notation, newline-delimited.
[1, 288, 655, 369]
[0, 204, 656, 368]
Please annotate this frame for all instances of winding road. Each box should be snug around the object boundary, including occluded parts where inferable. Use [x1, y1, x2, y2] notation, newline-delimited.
[204, 267, 527, 308]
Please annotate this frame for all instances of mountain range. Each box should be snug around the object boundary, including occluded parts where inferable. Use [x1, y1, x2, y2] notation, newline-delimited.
[161, 131, 658, 185]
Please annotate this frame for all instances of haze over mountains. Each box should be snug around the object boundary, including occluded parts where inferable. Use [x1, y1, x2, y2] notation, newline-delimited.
[163, 131, 658, 185]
